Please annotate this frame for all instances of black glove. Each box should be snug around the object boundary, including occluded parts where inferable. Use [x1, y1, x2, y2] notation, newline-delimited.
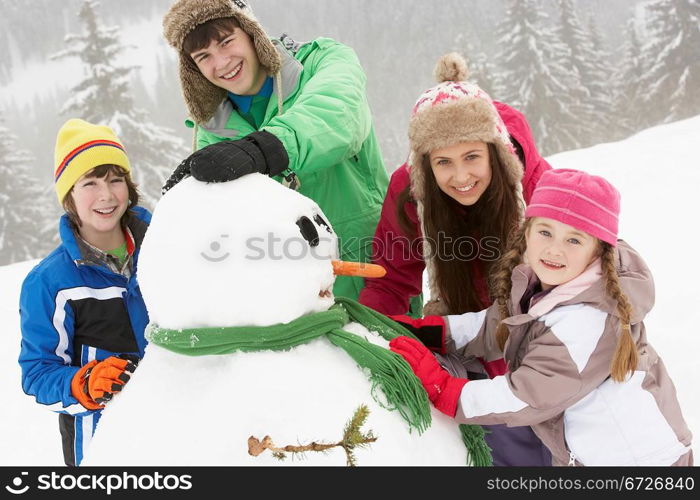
[161, 131, 289, 194]
[161, 158, 190, 195]
[389, 315, 448, 355]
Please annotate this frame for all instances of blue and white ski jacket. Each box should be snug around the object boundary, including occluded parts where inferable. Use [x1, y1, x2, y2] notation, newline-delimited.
[19, 206, 150, 464]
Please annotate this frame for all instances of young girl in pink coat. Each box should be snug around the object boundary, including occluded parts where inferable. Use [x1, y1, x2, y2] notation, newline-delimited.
[391, 169, 693, 466]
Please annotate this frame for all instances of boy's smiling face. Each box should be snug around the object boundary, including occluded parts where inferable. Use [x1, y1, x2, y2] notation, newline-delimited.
[190, 27, 267, 96]
[70, 167, 129, 246]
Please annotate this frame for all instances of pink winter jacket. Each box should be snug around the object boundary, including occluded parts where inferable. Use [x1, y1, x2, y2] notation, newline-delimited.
[446, 241, 693, 466]
[358, 102, 552, 316]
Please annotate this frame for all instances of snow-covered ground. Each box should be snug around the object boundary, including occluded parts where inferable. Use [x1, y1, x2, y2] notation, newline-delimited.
[1, 116, 698, 466]
[0, 259, 64, 465]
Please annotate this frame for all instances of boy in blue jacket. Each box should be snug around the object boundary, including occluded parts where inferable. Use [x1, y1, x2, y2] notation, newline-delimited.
[19, 119, 150, 466]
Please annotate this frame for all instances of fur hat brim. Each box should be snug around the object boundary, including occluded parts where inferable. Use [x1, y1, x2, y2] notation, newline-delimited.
[163, 0, 282, 123]
[408, 98, 523, 203]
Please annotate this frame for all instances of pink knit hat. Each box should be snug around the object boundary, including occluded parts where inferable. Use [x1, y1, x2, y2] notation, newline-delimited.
[525, 169, 620, 246]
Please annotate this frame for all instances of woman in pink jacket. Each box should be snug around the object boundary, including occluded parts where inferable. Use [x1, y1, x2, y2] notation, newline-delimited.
[359, 55, 551, 318]
[359, 53, 553, 465]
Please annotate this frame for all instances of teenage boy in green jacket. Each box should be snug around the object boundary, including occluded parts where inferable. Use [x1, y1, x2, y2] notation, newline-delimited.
[162, 0, 389, 300]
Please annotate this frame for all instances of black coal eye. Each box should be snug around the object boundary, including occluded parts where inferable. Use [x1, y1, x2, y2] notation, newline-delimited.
[296, 216, 319, 247]
[314, 214, 333, 234]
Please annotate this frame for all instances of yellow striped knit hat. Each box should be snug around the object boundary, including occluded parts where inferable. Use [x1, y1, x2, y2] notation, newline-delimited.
[54, 119, 131, 203]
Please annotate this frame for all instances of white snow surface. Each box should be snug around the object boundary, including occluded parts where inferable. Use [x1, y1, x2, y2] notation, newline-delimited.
[2, 117, 699, 465]
[84, 334, 467, 466]
[0, 260, 64, 466]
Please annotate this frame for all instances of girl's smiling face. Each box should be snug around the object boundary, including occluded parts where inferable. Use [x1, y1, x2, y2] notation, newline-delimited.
[525, 217, 601, 290]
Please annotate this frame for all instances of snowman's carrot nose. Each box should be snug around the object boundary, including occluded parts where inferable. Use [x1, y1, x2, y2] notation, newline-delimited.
[332, 260, 386, 278]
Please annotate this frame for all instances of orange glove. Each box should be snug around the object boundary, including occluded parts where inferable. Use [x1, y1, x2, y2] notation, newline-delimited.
[70, 356, 138, 410]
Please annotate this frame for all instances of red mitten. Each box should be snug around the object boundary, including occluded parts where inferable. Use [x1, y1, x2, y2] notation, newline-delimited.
[389, 336, 468, 417]
[389, 315, 448, 354]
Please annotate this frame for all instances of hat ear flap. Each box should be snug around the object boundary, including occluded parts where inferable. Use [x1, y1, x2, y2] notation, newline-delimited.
[236, 16, 281, 74]
[179, 55, 227, 124]
[408, 150, 427, 203]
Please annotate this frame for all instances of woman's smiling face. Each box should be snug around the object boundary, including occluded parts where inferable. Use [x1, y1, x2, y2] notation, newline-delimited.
[429, 141, 492, 206]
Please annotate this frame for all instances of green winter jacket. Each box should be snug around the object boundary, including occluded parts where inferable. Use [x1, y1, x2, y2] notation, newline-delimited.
[194, 37, 389, 300]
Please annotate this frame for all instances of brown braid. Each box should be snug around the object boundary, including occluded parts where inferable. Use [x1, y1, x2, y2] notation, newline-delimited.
[489, 219, 533, 350]
[600, 243, 638, 382]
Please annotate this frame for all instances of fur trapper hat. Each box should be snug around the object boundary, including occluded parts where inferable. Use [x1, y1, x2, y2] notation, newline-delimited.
[163, 0, 281, 124]
[408, 52, 523, 203]
[408, 53, 525, 315]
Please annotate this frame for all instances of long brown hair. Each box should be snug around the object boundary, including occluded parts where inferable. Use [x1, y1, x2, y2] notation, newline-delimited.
[491, 222, 638, 382]
[398, 142, 522, 313]
[490, 219, 532, 350]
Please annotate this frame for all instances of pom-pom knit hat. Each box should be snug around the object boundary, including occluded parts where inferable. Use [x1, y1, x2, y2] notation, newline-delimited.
[407, 52, 524, 205]
[525, 168, 621, 246]
[54, 119, 130, 204]
[163, 0, 282, 124]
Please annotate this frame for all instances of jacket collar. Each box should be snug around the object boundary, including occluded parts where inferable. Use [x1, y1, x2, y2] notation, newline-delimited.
[507, 258, 603, 321]
[505, 240, 653, 323]
[526, 258, 603, 318]
[59, 207, 149, 274]
[227, 76, 274, 114]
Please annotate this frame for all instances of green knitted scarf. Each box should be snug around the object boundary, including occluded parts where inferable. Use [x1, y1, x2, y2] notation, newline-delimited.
[147, 297, 491, 466]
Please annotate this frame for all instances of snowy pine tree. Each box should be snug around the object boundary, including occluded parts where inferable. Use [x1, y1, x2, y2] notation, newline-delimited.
[613, 18, 647, 138]
[0, 121, 56, 265]
[495, 0, 581, 155]
[584, 13, 615, 144]
[553, 0, 599, 145]
[639, 0, 700, 125]
[452, 34, 498, 96]
[51, 0, 188, 209]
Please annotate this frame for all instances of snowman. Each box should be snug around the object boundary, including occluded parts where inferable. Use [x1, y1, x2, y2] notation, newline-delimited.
[83, 174, 484, 466]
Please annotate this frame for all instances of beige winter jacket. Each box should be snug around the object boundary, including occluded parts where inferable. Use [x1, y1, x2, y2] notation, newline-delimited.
[445, 240, 692, 466]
